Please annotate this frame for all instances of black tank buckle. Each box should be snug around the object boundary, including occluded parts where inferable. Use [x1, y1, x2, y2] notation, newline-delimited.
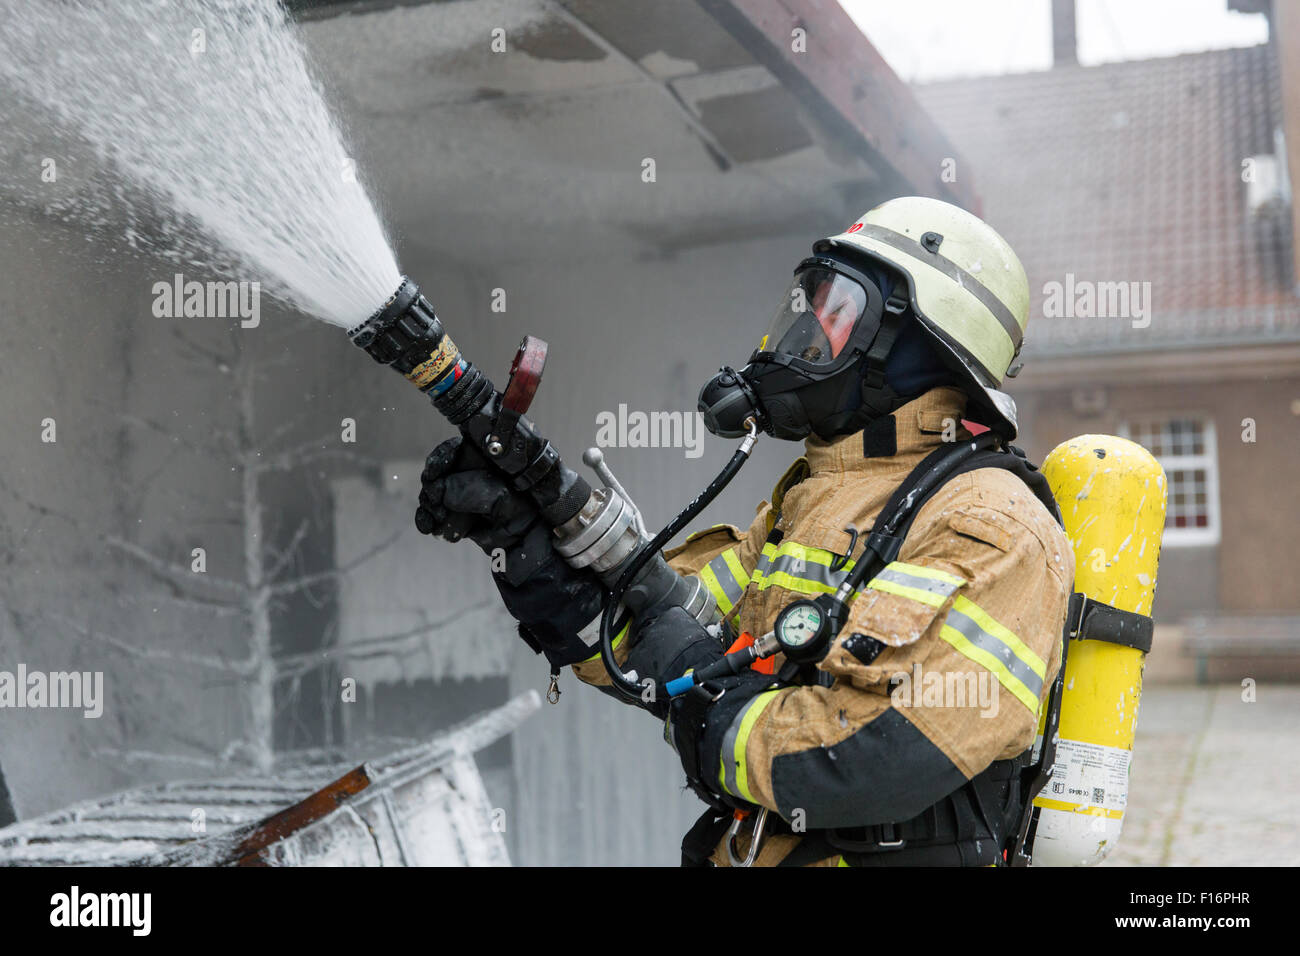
[874, 823, 906, 850]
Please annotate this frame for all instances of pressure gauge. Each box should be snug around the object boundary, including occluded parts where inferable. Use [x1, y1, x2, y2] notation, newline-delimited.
[773, 598, 832, 662]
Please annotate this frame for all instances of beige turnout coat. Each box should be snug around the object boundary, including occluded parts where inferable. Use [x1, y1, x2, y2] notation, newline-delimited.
[574, 387, 1074, 866]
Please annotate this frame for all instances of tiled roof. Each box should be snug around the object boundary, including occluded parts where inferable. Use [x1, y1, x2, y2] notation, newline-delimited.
[916, 45, 1300, 358]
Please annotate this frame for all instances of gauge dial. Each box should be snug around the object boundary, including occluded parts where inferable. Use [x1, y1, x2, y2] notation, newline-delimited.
[777, 601, 823, 649]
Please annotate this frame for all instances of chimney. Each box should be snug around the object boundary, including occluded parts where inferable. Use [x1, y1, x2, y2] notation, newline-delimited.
[1052, 0, 1078, 66]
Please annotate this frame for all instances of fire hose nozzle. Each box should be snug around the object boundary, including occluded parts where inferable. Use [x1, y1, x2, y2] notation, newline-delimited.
[350, 276, 589, 528]
[348, 277, 468, 397]
[352, 276, 739, 695]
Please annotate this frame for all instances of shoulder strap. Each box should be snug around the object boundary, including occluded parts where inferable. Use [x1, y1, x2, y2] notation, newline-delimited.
[873, 442, 1151, 647]
[872, 440, 1062, 545]
[839, 434, 1060, 605]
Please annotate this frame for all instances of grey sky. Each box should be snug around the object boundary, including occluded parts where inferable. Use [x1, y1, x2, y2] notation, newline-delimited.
[838, 0, 1270, 82]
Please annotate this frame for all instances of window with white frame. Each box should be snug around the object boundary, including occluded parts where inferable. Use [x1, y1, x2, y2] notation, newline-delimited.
[1118, 416, 1220, 546]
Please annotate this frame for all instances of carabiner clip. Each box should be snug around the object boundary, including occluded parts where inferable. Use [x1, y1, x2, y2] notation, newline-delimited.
[829, 525, 859, 573]
[725, 807, 769, 868]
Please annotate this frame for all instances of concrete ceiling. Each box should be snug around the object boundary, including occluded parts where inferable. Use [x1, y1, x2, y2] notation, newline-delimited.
[296, 0, 927, 266]
[0, 0, 972, 273]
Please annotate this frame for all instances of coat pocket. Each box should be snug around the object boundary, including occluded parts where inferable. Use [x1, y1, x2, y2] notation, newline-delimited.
[948, 506, 1016, 553]
[664, 523, 744, 573]
[819, 561, 967, 691]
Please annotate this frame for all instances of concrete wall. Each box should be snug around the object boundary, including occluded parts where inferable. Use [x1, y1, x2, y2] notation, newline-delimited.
[0, 211, 252, 816]
[0, 204, 376, 819]
[0, 191, 838, 861]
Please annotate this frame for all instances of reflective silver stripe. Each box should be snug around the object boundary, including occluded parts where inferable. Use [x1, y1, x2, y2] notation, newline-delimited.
[873, 565, 962, 600]
[705, 553, 745, 608]
[719, 702, 744, 797]
[849, 223, 1024, 353]
[767, 556, 850, 589]
[943, 605, 1044, 699]
[753, 546, 853, 592]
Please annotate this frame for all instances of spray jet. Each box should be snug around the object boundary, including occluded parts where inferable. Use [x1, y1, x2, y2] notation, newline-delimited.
[349, 277, 760, 700]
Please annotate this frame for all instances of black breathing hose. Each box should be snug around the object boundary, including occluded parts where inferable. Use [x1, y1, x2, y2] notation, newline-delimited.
[599, 419, 760, 700]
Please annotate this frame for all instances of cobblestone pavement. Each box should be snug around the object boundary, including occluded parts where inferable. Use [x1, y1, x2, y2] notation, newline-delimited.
[1101, 682, 1300, 866]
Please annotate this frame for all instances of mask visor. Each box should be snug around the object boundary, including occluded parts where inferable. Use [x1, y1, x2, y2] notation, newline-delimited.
[759, 267, 868, 367]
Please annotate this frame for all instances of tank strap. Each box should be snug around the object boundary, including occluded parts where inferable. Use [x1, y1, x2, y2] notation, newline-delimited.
[891, 442, 1061, 537]
[1068, 591, 1154, 653]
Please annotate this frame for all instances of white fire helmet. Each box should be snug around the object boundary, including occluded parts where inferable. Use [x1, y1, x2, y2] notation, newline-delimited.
[815, 196, 1030, 437]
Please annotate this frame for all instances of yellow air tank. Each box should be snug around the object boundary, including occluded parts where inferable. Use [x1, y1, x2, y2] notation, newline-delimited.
[1031, 435, 1167, 866]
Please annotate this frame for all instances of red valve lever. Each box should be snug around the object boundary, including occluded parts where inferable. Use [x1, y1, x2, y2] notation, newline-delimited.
[502, 335, 547, 415]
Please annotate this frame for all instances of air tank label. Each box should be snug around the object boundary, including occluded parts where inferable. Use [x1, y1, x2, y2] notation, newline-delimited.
[1036, 738, 1130, 814]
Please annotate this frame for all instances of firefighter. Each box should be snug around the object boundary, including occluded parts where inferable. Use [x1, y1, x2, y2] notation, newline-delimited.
[415, 197, 1074, 866]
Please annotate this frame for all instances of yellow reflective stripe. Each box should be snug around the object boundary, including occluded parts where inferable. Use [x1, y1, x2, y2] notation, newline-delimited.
[866, 575, 948, 608]
[698, 563, 734, 614]
[838, 856, 850, 867]
[580, 620, 630, 663]
[699, 547, 750, 615]
[751, 542, 780, 586]
[952, 595, 1046, 680]
[939, 622, 1040, 714]
[754, 569, 840, 596]
[720, 689, 782, 802]
[721, 548, 751, 590]
[868, 562, 966, 609]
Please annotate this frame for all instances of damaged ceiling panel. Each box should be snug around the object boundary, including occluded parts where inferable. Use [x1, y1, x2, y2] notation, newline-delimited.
[555, 0, 755, 76]
[306, 1, 973, 260]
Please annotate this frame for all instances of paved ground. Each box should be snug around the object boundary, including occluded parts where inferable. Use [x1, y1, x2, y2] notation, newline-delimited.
[1101, 682, 1300, 866]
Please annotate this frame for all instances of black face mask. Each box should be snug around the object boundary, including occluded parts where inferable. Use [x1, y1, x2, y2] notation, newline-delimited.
[702, 358, 869, 441]
[698, 255, 905, 442]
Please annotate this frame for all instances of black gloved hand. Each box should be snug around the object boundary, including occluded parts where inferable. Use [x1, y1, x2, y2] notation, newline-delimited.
[415, 435, 606, 667]
[414, 436, 534, 551]
[624, 606, 727, 719]
[626, 606, 773, 804]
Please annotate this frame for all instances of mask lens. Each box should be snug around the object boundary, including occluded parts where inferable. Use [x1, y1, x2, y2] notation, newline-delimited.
[763, 267, 867, 366]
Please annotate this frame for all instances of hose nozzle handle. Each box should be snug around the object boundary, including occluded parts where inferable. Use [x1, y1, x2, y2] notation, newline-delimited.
[502, 336, 547, 414]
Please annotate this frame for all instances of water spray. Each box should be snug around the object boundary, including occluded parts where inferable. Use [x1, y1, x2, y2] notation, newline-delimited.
[0, 0, 758, 697]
